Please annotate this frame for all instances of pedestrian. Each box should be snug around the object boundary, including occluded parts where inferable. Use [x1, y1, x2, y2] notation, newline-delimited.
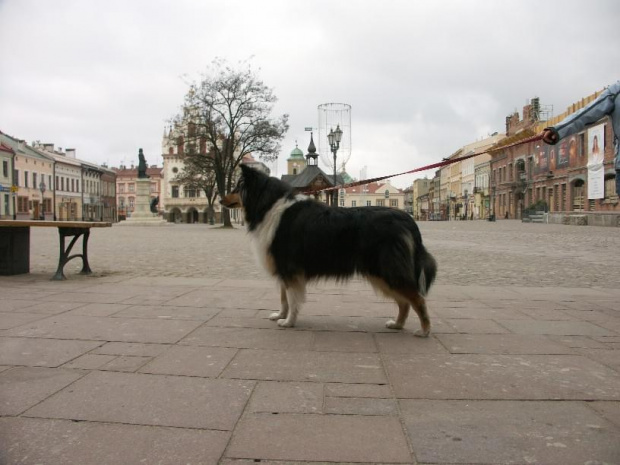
[542, 80, 620, 196]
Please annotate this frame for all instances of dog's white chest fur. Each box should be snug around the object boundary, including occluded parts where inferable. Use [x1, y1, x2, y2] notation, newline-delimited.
[249, 195, 305, 275]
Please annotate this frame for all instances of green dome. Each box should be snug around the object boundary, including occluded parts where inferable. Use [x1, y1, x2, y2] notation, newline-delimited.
[288, 145, 304, 160]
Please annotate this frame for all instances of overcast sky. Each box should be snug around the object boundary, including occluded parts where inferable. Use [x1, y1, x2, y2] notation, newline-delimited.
[1, 0, 618, 188]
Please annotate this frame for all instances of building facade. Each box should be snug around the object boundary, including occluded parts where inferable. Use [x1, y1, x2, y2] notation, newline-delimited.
[1, 133, 54, 220]
[489, 90, 618, 223]
[0, 142, 15, 218]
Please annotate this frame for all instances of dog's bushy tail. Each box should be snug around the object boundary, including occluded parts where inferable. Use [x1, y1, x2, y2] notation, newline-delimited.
[416, 246, 437, 297]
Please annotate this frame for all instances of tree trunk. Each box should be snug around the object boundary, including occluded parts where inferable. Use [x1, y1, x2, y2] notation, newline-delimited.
[222, 208, 232, 227]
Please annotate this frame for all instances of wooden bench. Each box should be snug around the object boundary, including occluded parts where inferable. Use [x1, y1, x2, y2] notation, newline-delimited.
[0, 220, 111, 280]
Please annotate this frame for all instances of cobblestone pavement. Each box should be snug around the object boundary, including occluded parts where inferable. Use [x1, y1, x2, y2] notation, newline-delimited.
[1, 219, 619, 464]
[29, 219, 620, 287]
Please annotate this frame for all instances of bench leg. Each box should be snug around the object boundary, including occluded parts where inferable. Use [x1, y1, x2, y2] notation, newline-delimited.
[52, 228, 92, 281]
[80, 229, 92, 275]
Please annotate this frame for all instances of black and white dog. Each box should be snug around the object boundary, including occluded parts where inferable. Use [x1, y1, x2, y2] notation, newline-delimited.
[221, 164, 437, 336]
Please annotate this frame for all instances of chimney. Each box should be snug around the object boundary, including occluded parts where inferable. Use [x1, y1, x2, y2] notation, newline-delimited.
[43, 143, 54, 152]
[65, 148, 76, 158]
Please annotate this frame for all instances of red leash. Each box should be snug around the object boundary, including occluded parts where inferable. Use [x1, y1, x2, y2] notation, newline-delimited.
[306, 133, 544, 195]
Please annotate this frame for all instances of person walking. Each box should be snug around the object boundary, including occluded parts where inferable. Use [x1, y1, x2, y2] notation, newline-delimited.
[542, 80, 620, 196]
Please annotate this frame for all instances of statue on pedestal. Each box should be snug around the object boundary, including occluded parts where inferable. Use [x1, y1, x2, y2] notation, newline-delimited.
[138, 148, 149, 179]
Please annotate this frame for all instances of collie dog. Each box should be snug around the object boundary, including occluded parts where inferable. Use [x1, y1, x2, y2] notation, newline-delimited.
[221, 165, 437, 336]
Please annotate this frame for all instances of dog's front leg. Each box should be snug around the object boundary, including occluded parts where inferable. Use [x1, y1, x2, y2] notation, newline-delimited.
[277, 281, 305, 327]
[269, 284, 290, 321]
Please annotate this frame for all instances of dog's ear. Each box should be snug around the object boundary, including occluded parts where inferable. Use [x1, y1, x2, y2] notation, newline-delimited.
[240, 164, 253, 177]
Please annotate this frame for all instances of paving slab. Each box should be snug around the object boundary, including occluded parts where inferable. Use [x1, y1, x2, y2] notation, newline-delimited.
[574, 348, 620, 371]
[374, 333, 449, 354]
[324, 383, 392, 398]
[497, 318, 616, 336]
[179, 326, 314, 350]
[0, 367, 83, 415]
[248, 381, 323, 413]
[110, 304, 220, 320]
[444, 318, 510, 334]
[385, 354, 620, 399]
[100, 355, 152, 372]
[436, 333, 574, 354]
[91, 341, 172, 357]
[222, 349, 387, 383]
[0, 312, 52, 330]
[4, 313, 204, 343]
[24, 371, 254, 430]
[62, 353, 117, 370]
[138, 345, 238, 377]
[0, 417, 230, 465]
[0, 337, 102, 366]
[226, 413, 413, 463]
[400, 400, 620, 464]
[312, 331, 377, 352]
[10, 301, 86, 314]
[164, 288, 266, 308]
[588, 401, 620, 427]
[324, 397, 398, 415]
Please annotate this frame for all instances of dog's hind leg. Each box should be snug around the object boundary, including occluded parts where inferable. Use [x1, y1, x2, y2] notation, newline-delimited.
[386, 302, 410, 330]
[407, 290, 431, 337]
[269, 283, 290, 321]
[277, 279, 306, 328]
[387, 289, 430, 337]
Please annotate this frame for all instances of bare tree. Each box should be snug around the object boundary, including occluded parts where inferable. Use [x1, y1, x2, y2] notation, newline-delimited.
[171, 58, 288, 227]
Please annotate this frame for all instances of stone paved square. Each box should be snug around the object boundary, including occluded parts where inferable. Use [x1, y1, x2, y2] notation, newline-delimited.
[1, 221, 619, 464]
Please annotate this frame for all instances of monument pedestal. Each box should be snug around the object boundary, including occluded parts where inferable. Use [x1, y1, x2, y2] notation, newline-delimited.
[117, 178, 170, 227]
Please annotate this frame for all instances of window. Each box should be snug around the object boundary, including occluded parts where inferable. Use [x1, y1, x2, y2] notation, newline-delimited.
[15, 170, 19, 186]
[366, 200, 372, 207]
[385, 190, 390, 199]
[184, 187, 197, 198]
[339, 199, 345, 207]
[61, 178, 65, 191]
[351, 200, 357, 207]
[119, 184, 125, 193]
[376, 199, 385, 207]
[17, 196, 29, 213]
[172, 186, 179, 198]
[25, 171, 29, 188]
[390, 199, 398, 208]
[604, 174, 617, 200]
[129, 183, 135, 193]
[2, 161, 7, 178]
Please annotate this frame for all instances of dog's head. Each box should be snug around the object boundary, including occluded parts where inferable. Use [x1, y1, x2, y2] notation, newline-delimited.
[220, 164, 256, 209]
[220, 164, 294, 230]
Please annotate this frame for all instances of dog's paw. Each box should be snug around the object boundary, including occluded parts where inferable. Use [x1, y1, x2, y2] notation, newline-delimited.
[277, 319, 295, 328]
[269, 312, 283, 321]
[385, 319, 403, 330]
[414, 329, 430, 338]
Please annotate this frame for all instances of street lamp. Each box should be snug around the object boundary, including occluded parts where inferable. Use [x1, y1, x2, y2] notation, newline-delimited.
[39, 180, 46, 220]
[327, 124, 343, 207]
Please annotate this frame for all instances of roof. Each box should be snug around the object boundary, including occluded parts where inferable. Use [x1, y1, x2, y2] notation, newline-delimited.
[281, 165, 344, 189]
[288, 145, 304, 160]
[0, 132, 54, 162]
[344, 180, 403, 195]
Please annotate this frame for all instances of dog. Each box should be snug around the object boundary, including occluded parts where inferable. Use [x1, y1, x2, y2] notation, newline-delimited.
[221, 164, 437, 336]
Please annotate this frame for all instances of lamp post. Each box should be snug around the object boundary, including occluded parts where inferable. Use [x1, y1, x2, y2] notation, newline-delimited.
[327, 124, 343, 207]
[39, 180, 46, 220]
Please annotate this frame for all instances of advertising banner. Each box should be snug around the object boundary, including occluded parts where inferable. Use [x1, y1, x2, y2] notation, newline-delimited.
[587, 124, 605, 199]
